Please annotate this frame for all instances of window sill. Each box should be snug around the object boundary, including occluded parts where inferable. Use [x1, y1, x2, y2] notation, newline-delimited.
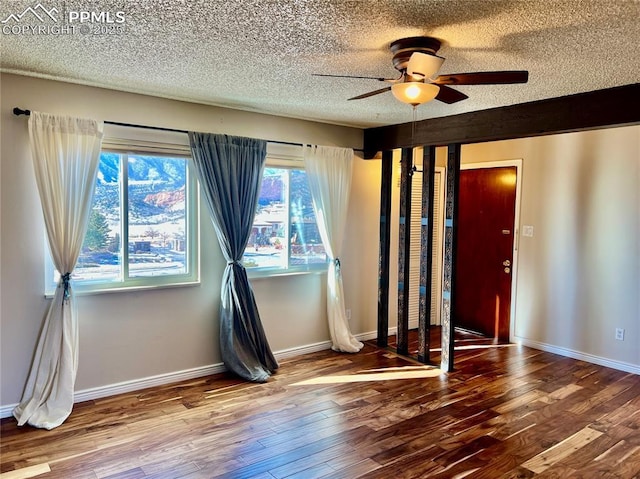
[44, 279, 201, 298]
[247, 267, 327, 280]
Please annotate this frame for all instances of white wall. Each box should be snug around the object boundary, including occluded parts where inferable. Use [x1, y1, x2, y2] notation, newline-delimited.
[0, 73, 381, 410]
[460, 127, 640, 371]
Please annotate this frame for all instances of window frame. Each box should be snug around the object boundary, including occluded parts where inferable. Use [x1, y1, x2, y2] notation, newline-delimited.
[44, 131, 200, 296]
[244, 152, 328, 279]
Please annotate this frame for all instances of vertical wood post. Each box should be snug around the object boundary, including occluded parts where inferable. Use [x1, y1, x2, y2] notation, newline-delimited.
[377, 150, 393, 347]
[397, 147, 412, 355]
[418, 146, 436, 363]
[441, 144, 461, 372]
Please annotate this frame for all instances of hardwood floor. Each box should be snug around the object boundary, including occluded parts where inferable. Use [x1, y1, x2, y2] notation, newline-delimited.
[2, 334, 639, 478]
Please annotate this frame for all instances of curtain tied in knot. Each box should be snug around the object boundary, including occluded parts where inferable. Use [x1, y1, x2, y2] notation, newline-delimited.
[188, 131, 277, 382]
[13, 111, 103, 429]
[61, 272, 72, 300]
[334, 258, 341, 273]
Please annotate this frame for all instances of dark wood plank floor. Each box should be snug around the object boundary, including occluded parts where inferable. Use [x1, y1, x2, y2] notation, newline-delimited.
[2, 332, 639, 478]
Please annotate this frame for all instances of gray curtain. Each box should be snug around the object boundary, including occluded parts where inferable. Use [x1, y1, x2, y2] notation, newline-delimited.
[189, 132, 278, 382]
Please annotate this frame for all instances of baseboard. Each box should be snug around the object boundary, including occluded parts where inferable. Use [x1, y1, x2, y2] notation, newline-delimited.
[354, 320, 424, 344]
[355, 319, 418, 340]
[274, 340, 334, 359]
[0, 339, 338, 419]
[516, 336, 640, 375]
[0, 405, 15, 420]
[0, 363, 228, 420]
[355, 329, 378, 342]
[74, 363, 229, 404]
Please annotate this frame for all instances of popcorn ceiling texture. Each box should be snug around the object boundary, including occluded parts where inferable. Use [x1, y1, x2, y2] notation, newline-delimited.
[1, 0, 638, 127]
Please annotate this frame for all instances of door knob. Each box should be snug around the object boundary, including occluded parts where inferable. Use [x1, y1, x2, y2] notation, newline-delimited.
[502, 260, 511, 267]
[504, 267, 511, 274]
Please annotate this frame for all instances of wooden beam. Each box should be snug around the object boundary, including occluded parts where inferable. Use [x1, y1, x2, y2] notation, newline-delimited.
[417, 146, 436, 364]
[377, 150, 393, 347]
[363, 83, 640, 156]
[441, 144, 461, 372]
[397, 147, 412, 356]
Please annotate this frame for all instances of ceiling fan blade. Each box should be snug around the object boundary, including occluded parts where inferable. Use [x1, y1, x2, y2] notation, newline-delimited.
[434, 71, 529, 85]
[312, 73, 394, 82]
[434, 85, 468, 104]
[348, 86, 392, 100]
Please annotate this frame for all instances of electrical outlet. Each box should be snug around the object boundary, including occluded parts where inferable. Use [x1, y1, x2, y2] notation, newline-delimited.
[615, 328, 625, 341]
[345, 309, 351, 321]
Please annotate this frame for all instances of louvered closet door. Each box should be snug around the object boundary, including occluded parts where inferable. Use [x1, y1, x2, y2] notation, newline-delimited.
[408, 169, 443, 328]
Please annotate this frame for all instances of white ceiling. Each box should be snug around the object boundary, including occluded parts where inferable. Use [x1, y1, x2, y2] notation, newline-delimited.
[1, 0, 639, 128]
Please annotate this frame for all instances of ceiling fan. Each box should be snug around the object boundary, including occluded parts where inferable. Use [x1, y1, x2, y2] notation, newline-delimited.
[314, 36, 529, 106]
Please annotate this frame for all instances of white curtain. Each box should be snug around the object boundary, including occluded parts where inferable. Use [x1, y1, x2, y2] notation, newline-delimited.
[13, 112, 103, 429]
[304, 145, 363, 353]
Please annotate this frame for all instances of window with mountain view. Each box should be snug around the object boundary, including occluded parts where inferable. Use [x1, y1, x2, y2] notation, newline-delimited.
[45, 150, 199, 294]
[242, 166, 327, 273]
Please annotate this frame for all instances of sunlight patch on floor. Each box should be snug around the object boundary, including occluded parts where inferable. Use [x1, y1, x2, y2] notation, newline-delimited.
[0, 464, 51, 479]
[362, 365, 440, 373]
[293, 365, 443, 385]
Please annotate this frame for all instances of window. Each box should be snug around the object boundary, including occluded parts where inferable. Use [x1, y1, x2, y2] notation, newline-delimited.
[242, 165, 327, 274]
[45, 146, 199, 294]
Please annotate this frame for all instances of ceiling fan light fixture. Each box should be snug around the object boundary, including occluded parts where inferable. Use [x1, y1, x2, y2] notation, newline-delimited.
[406, 52, 445, 80]
[391, 82, 440, 106]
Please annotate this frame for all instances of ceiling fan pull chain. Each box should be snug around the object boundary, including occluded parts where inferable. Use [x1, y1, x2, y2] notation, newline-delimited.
[410, 105, 418, 175]
[412, 105, 417, 146]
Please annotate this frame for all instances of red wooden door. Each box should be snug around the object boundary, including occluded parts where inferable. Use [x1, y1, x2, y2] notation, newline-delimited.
[454, 166, 517, 342]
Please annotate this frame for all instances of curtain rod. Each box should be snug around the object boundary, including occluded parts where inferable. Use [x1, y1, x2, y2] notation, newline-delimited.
[12, 108, 363, 152]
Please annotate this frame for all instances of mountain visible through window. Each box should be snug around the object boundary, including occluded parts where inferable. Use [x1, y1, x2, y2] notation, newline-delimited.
[242, 167, 327, 272]
[46, 150, 198, 294]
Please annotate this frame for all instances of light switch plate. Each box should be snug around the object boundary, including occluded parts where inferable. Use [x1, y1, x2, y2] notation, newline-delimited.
[522, 225, 534, 237]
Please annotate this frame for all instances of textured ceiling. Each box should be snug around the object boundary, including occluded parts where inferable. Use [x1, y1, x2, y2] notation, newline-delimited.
[1, 0, 639, 128]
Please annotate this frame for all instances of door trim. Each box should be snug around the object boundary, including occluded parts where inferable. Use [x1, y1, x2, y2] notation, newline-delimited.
[460, 159, 523, 343]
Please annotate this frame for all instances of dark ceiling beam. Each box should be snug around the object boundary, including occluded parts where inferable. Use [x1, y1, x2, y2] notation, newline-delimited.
[363, 83, 640, 158]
